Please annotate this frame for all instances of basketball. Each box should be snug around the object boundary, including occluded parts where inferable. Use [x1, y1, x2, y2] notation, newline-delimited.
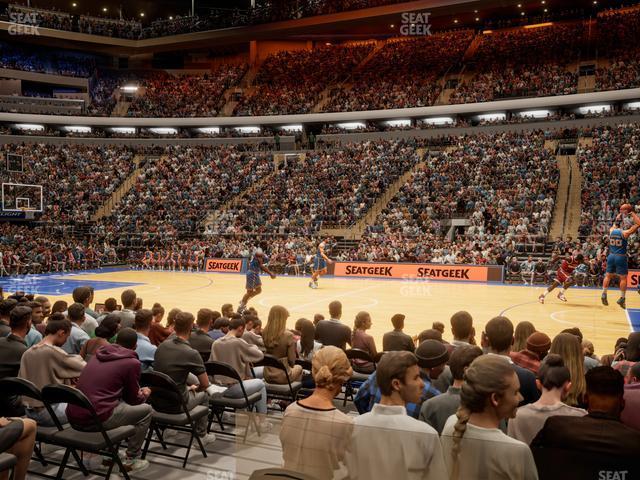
[620, 203, 633, 213]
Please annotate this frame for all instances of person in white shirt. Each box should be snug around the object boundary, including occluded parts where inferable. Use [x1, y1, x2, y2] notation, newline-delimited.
[345, 351, 447, 480]
[507, 354, 586, 445]
[520, 256, 536, 285]
[441, 355, 538, 480]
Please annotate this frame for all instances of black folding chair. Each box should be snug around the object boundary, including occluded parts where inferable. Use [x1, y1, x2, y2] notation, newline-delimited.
[253, 354, 302, 409]
[343, 349, 376, 406]
[0, 453, 17, 479]
[294, 359, 314, 399]
[0, 377, 89, 479]
[140, 371, 209, 468]
[41, 384, 135, 480]
[205, 361, 262, 442]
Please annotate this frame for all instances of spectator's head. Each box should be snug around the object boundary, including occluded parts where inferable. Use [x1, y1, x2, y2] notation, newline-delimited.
[67, 303, 86, 324]
[221, 303, 234, 318]
[51, 300, 68, 315]
[585, 366, 625, 418]
[526, 331, 551, 359]
[376, 351, 423, 405]
[213, 316, 230, 333]
[229, 316, 246, 337]
[134, 309, 153, 334]
[417, 329, 443, 344]
[295, 318, 315, 356]
[174, 311, 195, 337]
[167, 308, 181, 327]
[329, 301, 342, 320]
[196, 308, 215, 331]
[116, 327, 138, 351]
[313, 313, 324, 325]
[582, 340, 595, 358]
[550, 332, 586, 406]
[34, 296, 51, 318]
[27, 301, 44, 324]
[72, 286, 92, 307]
[484, 316, 514, 354]
[537, 354, 572, 399]
[133, 297, 143, 311]
[627, 362, 640, 384]
[449, 345, 483, 382]
[104, 297, 118, 313]
[353, 311, 371, 332]
[561, 327, 583, 342]
[151, 303, 165, 322]
[263, 305, 290, 349]
[0, 298, 17, 320]
[432, 321, 445, 335]
[312, 346, 352, 395]
[450, 311, 473, 342]
[9, 305, 32, 336]
[624, 332, 640, 362]
[121, 289, 137, 309]
[416, 339, 449, 379]
[44, 315, 72, 346]
[94, 314, 120, 339]
[391, 313, 405, 330]
[513, 321, 536, 352]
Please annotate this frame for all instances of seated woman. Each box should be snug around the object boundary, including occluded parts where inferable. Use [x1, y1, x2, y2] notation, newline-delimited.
[79, 315, 120, 362]
[279, 346, 353, 479]
[351, 311, 377, 374]
[294, 318, 323, 362]
[262, 305, 303, 384]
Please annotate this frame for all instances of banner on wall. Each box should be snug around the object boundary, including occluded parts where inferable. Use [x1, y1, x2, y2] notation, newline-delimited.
[205, 258, 244, 273]
[333, 262, 499, 282]
[629, 270, 640, 289]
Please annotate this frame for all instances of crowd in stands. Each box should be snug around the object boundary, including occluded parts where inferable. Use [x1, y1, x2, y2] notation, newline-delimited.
[323, 31, 473, 112]
[234, 43, 373, 116]
[209, 139, 422, 234]
[0, 41, 94, 78]
[595, 8, 640, 91]
[450, 22, 584, 104]
[1, 288, 639, 479]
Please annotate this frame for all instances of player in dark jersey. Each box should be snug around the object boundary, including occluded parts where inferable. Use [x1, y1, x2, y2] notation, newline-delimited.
[538, 253, 584, 304]
[238, 243, 276, 313]
[602, 207, 640, 309]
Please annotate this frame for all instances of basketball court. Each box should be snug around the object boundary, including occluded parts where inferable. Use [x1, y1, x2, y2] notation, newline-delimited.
[2, 268, 638, 356]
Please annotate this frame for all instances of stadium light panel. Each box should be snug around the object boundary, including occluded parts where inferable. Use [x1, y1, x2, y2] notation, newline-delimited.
[236, 126, 261, 134]
[281, 125, 303, 132]
[385, 119, 411, 128]
[518, 110, 552, 118]
[625, 101, 640, 110]
[423, 117, 453, 125]
[111, 127, 136, 134]
[337, 122, 366, 130]
[198, 127, 220, 134]
[64, 126, 91, 133]
[477, 113, 506, 122]
[149, 128, 177, 134]
[15, 124, 44, 131]
[578, 105, 610, 114]
[121, 85, 139, 92]
[524, 22, 553, 29]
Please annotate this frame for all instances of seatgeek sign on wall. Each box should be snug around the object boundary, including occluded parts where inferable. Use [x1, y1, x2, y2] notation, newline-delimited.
[333, 262, 504, 282]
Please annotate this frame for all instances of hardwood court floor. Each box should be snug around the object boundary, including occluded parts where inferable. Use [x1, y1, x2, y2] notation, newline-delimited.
[5, 268, 638, 356]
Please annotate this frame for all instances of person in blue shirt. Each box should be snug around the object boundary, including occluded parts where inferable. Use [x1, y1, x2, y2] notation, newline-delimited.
[238, 242, 275, 314]
[602, 206, 640, 309]
[354, 339, 449, 418]
[309, 238, 332, 289]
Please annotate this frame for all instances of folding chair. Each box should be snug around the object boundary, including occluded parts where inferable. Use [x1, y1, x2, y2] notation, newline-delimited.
[139, 371, 209, 468]
[0, 377, 88, 479]
[253, 354, 302, 409]
[41, 384, 135, 480]
[294, 359, 314, 399]
[0, 453, 17, 478]
[343, 349, 376, 406]
[205, 361, 262, 442]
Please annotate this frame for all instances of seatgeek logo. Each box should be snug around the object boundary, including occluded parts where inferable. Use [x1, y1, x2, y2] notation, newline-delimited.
[8, 12, 41, 35]
[400, 12, 432, 36]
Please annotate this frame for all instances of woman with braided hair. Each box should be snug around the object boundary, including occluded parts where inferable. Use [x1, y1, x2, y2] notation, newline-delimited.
[441, 355, 538, 480]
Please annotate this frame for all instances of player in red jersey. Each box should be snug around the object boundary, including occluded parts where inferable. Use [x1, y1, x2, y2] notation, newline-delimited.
[538, 253, 584, 304]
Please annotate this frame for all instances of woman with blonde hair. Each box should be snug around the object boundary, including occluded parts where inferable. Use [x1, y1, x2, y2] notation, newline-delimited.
[262, 305, 303, 384]
[549, 332, 586, 407]
[513, 321, 536, 353]
[280, 346, 354, 479]
[441, 355, 538, 480]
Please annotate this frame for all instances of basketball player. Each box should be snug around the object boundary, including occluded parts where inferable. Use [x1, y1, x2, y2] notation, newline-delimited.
[238, 243, 276, 313]
[601, 205, 640, 309]
[538, 253, 584, 304]
[142, 249, 153, 270]
[309, 238, 332, 289]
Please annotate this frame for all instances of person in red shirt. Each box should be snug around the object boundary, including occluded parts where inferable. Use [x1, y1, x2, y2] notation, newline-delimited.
[538, 253, 584, 304]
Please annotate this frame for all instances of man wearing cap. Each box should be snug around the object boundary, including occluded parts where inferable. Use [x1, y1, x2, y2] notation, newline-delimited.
[354, 339, 447, 418]
[382, 314, 415, 353]
[510, 332, 551, 374]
